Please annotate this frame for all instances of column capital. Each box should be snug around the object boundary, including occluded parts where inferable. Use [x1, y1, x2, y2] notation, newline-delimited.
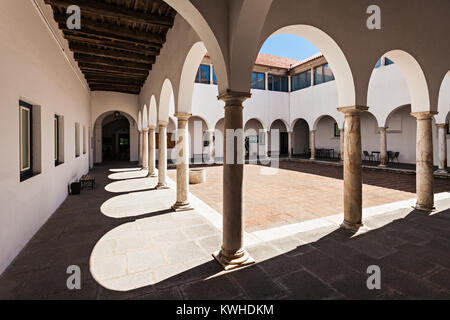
[218, 90, 251, 105]
[378, 126, 387, 131]
[142, 127, 149, 132]
[174, 112, 192, 121]
[337, 105, 369, 115]
[410, 111, 438, 120]
[436, 123, 447, 128]
[148, 125, 156, 130]
[157, 121, 168, 127]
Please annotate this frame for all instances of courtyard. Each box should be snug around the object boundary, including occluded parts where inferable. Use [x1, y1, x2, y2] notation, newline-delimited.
[1, 161, 450, 300]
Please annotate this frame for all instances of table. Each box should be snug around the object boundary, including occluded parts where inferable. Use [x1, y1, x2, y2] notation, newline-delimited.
[371, 151, 380, 162]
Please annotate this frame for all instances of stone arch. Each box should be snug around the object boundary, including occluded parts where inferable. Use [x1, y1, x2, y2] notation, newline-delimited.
[177, 41, 208, 114]
[435, 71, 450, 124]
[162, 0, 229, 92]
[159, 79, 174, 122]
[149, 96, 158, 128]
[93, 110, 138, 163]
[262, 25, 356, 108]
[382, 50, 430, 113]
[291, 118, 310, 156]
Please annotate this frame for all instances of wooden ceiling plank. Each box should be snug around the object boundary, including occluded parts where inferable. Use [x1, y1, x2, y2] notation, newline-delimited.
[53, 12, 165, 44]
[45, 0, 174, 28]
[69, 43, 156, 64]
[74, 53, 152, 70]
[79, 62, 150, 76]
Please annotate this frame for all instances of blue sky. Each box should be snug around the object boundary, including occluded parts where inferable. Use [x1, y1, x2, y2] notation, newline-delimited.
[259, 34, 320, 61]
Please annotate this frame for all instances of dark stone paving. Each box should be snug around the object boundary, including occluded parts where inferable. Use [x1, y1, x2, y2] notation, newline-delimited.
[0, 161, 450, 300]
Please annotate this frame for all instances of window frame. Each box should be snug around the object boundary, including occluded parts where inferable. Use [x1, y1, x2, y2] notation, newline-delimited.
[251, 72, 265, 90]
[54, 115, 60, 165]
[195, 64, 211, 84]
[19, 100, 33, 181]
[314, 63, 335, 86]
[291, 69, 311, 92]
[268, 74, 289, 92]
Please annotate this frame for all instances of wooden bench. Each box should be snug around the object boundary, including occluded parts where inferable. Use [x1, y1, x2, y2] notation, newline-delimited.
[80, 174, 95, 190]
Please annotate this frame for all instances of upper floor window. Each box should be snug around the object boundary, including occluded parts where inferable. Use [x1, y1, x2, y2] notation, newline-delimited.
[20, 100, 33, 180]
[268, 74, 288, 92]
[291, 70, 311, 91]
[251, 72, 265, 90]
[374, 59, 382, 68]
[212, 67, 218, 85]
[384, 57, 394, 66]
[75, 123, 80, 158]
[314, 63, 335, 85]
[195, 64, 211, 84]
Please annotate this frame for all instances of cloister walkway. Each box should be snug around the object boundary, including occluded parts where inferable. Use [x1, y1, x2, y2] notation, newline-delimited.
[1, 162, 450, 299]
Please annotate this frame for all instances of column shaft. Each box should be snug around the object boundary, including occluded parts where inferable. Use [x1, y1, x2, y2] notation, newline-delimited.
[412, 112, 436, 210]
[340, 128, 344, 163]
[156, 123, 169, 189]
[288, 131, 293, 158]
[379, 127, 387, 167]
[435, 124, 448, 175]
[208, 130, 215, 163]
[213, 91, 254, 270]
[147, 127, 156, 177]
[138, 131, 143, 166]
[172, 114, 193, 211]
[142, 129, 149, 170]
[310, 130, 316, 160]
[338, 106, 368, 231]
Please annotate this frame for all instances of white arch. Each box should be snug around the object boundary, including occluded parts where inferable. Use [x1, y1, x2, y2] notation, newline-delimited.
[436, 71, 450, 124]
[245, 117, 267, 131]
[159, 79, 174, 122]
[142, 105, 148, 129]
[291, 118, 311, 131]
[271, 25, 355, 108]
[269, 119, 289, 131]
[149, 95, 158, 127]
[137, 110, 142, 132]
[313, 114, 338, 131]
[178, 41, 208, 114]
[162, 0, 229, 92]
[384, 50, 430, 113]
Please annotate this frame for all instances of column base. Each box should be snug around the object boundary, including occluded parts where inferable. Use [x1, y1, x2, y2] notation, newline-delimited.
[310, 157, 315, 161]
[213, 249, 255, 271]
[434, 169, 448, 176]
[156, 183, 170, 190]
[340, 220, 363, 233]
[147, 171, 157, 178]
[171, 201, 194, 212]
[378, 164, 387, 168]
[414, 203, 435, 212]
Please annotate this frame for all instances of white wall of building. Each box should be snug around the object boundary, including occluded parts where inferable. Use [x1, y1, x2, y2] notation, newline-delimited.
[0, 1, 91, 274]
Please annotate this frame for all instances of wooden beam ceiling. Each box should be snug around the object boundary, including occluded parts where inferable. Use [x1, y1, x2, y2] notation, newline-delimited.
[44, 0, 176, 94]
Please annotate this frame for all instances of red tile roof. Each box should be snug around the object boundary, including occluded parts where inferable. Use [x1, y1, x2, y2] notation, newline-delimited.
[204, 52, 324, 70]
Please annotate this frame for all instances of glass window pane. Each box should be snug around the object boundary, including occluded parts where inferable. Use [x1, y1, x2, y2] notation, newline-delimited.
[281, 76, 288, 92]
[251, 72, 257, 89]
[268, 74, 273, 91]
[314, 66, 323, 85]
[384, 57, 394, 65]
[257, 73, 265, 90]
[323, 64, 334, 82]
[200, 65, 210, 84]
[21, 108, 30, 170]
[374, 59, 382, 68]
[212, 67, 217, 84]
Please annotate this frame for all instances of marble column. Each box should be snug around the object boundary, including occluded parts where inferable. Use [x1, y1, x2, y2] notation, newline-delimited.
[156, 122, 169, 189]
[147, 126, 157, 177]
[412, 112, 437, 211]
[288, 131, 293, 158]
[138, 131, 143, 166]
[172, 113, 194, 211]
[337, 106, 368, 232]
[208, 129, 215, 163]
[142, 128, 149, 170]
[339, 128, 344, 163]
[310, 130, 316, 160]
[435, 123, 448, 175]
[213, 91, 255, 270]
[379, 127, 387, 167]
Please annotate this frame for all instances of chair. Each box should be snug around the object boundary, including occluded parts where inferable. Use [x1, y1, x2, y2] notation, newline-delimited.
[363, 151, 374, 161]
[387, 151, 394, 163]
[393, 152, 400, 164]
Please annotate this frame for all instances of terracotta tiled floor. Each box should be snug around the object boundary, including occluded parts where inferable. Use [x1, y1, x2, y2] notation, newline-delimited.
[168, 161, 450, 232]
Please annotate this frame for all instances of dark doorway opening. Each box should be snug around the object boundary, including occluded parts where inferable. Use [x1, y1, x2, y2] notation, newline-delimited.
[102, 114, 130, 161]
[280, 132, 289, 155]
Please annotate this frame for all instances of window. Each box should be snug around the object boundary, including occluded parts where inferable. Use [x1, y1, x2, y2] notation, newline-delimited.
[54, 115, 60, 165]
[314, 64, 335, 85]
[195, 64, 211, 84]
[75, 123, 80, 157]
[384, 57, 394, 66]
[212, 67, 218, 85]
[20, 101, 33, 180]
[334, 123, 340, 137]
[268, 74, 288, 92]
[83, 126, 86, 154]
[291, 70, 311, 91]
[374, 59, 382, 68]
[251, 72, 265, 90]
